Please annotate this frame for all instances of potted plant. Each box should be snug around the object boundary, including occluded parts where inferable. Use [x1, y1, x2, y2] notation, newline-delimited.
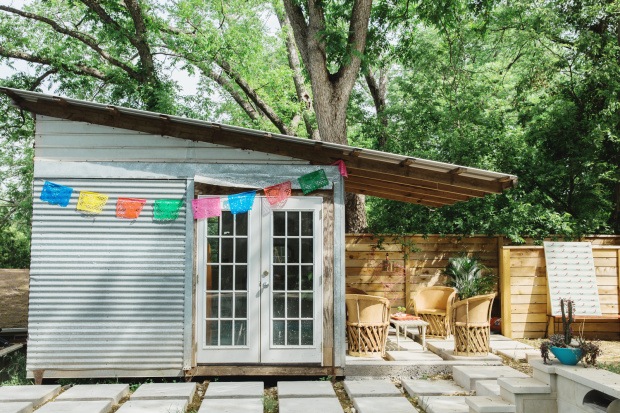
[444, 255, 496, 300]
[540, 298, 601, 366]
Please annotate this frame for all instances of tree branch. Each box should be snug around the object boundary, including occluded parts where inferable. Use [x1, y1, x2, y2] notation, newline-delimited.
[217, 59, 291, 135]
[0, 46, 107, 79]
[122, 0, 156, 77]
[276, 8, 319, 139]
[0, 5, 141, 80]
[333, 0, 372, 89]
[282, 0, 310, 64]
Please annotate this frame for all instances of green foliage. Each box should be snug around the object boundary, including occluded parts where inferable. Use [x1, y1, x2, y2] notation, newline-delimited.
[444, 255, 496, 300]
[0, 349, 32, 386]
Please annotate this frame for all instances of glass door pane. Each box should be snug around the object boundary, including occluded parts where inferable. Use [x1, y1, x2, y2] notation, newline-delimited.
[271, 210, 314, 347]
[205, 212, 249, 347]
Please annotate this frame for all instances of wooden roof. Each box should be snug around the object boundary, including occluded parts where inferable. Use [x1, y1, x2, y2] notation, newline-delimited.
[1, 87, 517, 207]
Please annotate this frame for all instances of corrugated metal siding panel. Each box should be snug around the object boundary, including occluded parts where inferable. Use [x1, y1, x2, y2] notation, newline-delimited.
[36, 116, 305, 164]
[28, 178, 189, 371]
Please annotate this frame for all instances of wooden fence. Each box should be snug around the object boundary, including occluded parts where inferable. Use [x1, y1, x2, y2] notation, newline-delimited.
[0, 269, 29, 329]
[500, 246, 620, 340]
[345, 235, 620, 340]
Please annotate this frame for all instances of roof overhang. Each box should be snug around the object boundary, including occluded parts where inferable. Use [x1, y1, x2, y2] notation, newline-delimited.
[0, 87, 517, 207]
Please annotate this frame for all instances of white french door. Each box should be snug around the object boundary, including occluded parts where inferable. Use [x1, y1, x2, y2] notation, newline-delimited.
[196, 197, 323, 364]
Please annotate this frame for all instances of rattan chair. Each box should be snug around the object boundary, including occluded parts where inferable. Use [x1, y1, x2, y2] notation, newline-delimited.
[452, 293, 496, 356]
[408, 286, 457, 338]
[345, 294, 390, 357]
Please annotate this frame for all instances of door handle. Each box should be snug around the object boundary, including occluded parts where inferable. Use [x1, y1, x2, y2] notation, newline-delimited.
[262, 281, 270, 288]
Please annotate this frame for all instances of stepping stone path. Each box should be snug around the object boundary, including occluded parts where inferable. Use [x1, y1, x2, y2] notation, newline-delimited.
[0, 402, 33, 413]
[198, 381, 263, 413]
[402, 379, 468, 397]
[453, 366, 529, 391]
[278, 381, 341, 413]
[117, 383, 196, 413]
[33, 400, 111, 413]
[344, 379, 417, 413]
[0, 385, 61, 407]
[55, 384, 129, 403]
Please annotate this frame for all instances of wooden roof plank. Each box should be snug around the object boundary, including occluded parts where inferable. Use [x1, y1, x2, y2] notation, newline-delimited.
[1, 88, 518, 207]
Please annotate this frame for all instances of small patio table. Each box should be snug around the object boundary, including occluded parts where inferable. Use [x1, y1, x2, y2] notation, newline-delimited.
[390, 318, 429, 350]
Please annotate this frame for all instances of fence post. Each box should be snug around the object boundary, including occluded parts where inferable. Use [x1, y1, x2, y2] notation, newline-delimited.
[500, 246, 513, 338]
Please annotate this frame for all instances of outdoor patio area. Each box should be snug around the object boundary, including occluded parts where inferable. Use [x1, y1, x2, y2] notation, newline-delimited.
[344, 326, 538, 378]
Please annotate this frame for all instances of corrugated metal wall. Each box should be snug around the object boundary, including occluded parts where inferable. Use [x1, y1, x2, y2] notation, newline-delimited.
[28, 178, 190, 374]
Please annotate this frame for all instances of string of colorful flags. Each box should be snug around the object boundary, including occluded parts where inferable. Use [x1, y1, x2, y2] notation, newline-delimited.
[39, 161, 347, 221]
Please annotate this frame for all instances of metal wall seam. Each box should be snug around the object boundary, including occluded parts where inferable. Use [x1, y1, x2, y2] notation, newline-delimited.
[28, 178, 189, 375]
[182, 179, 194, 370]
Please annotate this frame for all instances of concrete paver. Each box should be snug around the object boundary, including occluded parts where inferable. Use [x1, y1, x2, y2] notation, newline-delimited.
[489, 341, 534, 350]
[130, 383, 196, 401]
[353, 397, 417, 413]
[0, 385, 61, 406]
[495, 349, 540, 362]
[418, 396, 469, 413]
[439, 350, 503, 362]
[203, 382, 263, 399]
[402, 379, 467, 397]
[344, 380, 401, 398]
[489, 335, 512, 341]
[386, 351, 443, 362]
[465, 395, 516, 413]
[198, 398, 263, 413]
[453, 366, 529, 390]
[277, 381, 336, 398]
[0, 402, 33, 413]
[115, 399, 188, 413]
[33, 400, 111, 413]
[279, 397, 343, 413]
[475, 380, 501, 397]
[55, 384, 129, 403]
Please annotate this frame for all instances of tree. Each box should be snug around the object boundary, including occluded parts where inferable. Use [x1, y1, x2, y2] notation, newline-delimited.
[283, 0, 373, 232]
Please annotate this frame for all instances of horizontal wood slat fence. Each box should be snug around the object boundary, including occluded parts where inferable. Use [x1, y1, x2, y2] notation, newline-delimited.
[345, 235, 620, 340]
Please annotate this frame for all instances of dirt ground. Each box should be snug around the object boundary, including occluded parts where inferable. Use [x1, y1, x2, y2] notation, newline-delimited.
[0, 269, 29, 329]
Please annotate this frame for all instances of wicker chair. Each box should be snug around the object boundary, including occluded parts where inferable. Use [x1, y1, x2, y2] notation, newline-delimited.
[408, 286, 457, 338]
[452, 293, 496, 356]
[345, 294, 390, 357]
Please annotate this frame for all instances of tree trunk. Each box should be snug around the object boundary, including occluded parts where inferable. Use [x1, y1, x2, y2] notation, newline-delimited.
[283, 0, 372, 233]
[345, 192, 368, 233]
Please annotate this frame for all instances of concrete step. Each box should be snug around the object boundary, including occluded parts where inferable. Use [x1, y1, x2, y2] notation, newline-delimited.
[198, 398, 263, 413]
[402, 379, 468, 397]
[130, 382, 196, 402]
[55, 384, 129, 403]
[385, 351, 444, 362]
[115, 399, 188, 413]
[452, 366, 529, 391]
[497, 377, 551, 395]
[494, 349, 540, 363]
[352, 397, 416, 413]
[0, 385, 61, 406]
[204, 382, 263, 399]
[34, 400, 112, 413]
[277, 381, 336, 398]
[0, 402, 33, 413]
[280, 397, 343, 413]
[418, 395, 469, 413]
[475, 380, 500, 397]
[465, 395, 516, 413]
[343, 380, 401, 398]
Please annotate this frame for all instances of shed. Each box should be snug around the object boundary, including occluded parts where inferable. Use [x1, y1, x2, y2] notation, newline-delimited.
[0, 87, 517, 380]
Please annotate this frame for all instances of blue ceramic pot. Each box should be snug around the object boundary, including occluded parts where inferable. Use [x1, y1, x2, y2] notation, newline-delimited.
[549, 346, 582, 365]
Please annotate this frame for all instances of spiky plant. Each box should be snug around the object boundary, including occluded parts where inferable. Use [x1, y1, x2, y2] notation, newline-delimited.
[444, 255, 496, 300]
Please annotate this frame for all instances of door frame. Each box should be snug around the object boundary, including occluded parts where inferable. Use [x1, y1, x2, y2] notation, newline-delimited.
[195, 196, 324, 365]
